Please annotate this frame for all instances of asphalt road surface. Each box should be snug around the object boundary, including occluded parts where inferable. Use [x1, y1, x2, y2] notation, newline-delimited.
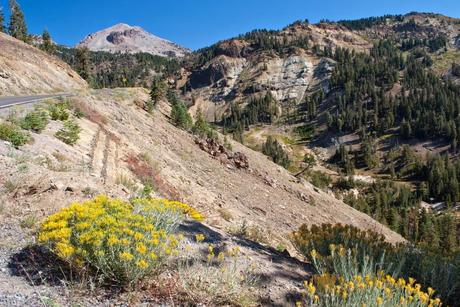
[0, 93, 73, 109]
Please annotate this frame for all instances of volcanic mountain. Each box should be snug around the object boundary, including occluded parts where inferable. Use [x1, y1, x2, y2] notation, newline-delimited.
[77, 23, 190, 57]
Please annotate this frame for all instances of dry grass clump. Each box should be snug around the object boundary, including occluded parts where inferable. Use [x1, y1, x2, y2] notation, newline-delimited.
[217, 208, 234, 221]
[125, 153, 181, 200]
[228, 221, 270, 245]
[176, 237, 258, 306]
[69, 99, 107, 126]
[116, 173, 139, 192]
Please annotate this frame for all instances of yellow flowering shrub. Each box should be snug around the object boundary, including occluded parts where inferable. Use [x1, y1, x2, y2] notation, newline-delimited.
[299, 272, 441, 307]
[293, 223, 460, 304]
[292, 224, 409, 285]
[38, 195, 202, 285]
[292, 224, 396, 265]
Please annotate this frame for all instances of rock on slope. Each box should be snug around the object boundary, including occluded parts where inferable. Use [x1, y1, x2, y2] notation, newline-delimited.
[77, 23, 190, 57]
[0, 33, 87, 96]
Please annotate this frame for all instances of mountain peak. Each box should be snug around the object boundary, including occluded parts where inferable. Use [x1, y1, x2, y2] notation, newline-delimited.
[77, 23, 190, 57]
[108, 23, 135, 30]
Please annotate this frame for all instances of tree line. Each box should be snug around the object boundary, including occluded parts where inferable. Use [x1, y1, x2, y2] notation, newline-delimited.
[220, 92, 279, 142]
[318, 39, 460, 155]
[342, 179, 459, 254]
[1, 0, 54, 54]
[56, 47, 181, 88]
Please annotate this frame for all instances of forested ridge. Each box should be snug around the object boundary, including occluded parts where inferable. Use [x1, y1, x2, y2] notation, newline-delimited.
[56, 46, 181, 88]
[183, 13, 460, 252]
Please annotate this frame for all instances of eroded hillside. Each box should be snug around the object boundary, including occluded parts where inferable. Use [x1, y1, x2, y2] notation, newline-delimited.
[180, 13, 460, 120]
[0, 33, 87, 96]
[0, 87, 404, 305]
[181, 23, 371, 120]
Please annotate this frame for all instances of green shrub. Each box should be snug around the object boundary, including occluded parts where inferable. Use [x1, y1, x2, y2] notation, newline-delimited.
[20, 110, 49, 132]
[170, 100, 192, 129]
[309, 170, 332, 189]
[48, 102, 69, 121]
[334, 176, 359, 189]
[295, 124, 316, 140]
[55, 120, 81, 145]
[309, 244, 398, 281]
[399, 249, 460, 305]
[262, 136, 290, 168]
[452, 63, 460, 77]
[73, 107, 85, 118]
[38, 195, 203, 286]
[0, 123, 31, 147]
[192, 110, 218, 139]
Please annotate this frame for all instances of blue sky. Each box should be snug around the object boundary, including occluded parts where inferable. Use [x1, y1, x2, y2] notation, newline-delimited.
[1, 0, 459, 50]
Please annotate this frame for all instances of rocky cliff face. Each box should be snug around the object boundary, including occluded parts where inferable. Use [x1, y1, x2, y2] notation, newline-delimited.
[180, 22, 371, 119]
[77, 23, 190, 57]
[0, 33, 87, 96]
[180, 13, 460, 119]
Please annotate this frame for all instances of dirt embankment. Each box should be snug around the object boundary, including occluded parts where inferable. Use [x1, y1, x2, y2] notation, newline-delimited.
[0, 33, 87, 96]
[0, 88, 404, 305]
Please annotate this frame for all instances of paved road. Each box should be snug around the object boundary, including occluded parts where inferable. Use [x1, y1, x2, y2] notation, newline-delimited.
[0, 93, 73, 109]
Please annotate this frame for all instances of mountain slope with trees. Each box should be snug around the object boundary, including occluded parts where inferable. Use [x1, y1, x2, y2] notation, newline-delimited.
[177, 12, 460, 251]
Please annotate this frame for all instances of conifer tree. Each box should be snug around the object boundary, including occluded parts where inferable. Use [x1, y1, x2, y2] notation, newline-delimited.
[40, 29, 55, 54]
[8, 0, 28, 42]
[75, 47, 91, 81]
[262, 136, 291, 169]
[149, 77, 166, 106]
[171, 99, 193, 129]
[0, 6, 5, 33]
[192, 109, 217, 139]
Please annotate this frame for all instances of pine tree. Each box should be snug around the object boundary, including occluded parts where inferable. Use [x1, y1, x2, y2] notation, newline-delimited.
[262, 136, 291, 169]
[439, 215, 457, 253]
[8, 0, 28, 42]
[0, 6, 5, 33]
[400, 119, 411, 139]
[40, 29, 55, 54]
[345, 154, 355, 175]
[149, 77, 166, 107]
[419, 211, 440, 248]
[75, 47, 91, 81]
[192, 109, 217, 139]
[170, 99, 192, 130]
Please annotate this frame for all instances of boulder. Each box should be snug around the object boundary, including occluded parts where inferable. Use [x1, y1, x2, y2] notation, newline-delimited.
[195, 137, 249, 169]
